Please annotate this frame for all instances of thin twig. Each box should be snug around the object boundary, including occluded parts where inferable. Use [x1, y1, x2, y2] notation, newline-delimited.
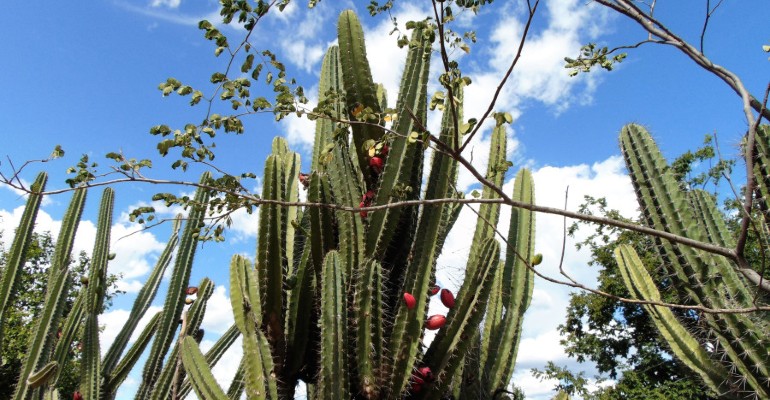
[459, 0, 540, 154]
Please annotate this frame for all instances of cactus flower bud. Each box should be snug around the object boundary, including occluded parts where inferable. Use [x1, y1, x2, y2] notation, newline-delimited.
[426, 315, 446, 330]
[403, 292, 416, 309]
[80, 276, 89, 286]
[73, 391, 83, 400]
[440, 289, 455, 308]
[185, 298, 194, 305]
[186, 286, 199, 295]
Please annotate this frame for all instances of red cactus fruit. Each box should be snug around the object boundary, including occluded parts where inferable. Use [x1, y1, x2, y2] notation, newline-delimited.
[403, 292, 416, 309]
[380, 144, 389, 157]
[359, 201, 368, 218]
[440, 289, 455, 308]
[428, 285, 440, 296]
[364, 190, 376, 201]
[418, 366, 434, 382]
[73, 391, 83, 400]
[186, 286, 199, 295]
[410, 379, 424, 393]
[298, 172, 310, 189]
[426, 314, 446, 330]
[369, 156, 384, 173]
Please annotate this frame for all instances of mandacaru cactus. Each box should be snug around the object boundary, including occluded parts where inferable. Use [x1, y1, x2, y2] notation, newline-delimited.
[615, 123, 770, 399]
[179, 9, 538, 400]
[2, 9, 537, 400]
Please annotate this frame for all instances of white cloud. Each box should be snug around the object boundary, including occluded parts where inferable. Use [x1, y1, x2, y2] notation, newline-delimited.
[283, 85, 320, 151]
[200, 286, 235, 335]
[281, 41, 325, 73]
[150, 0, 181, 9]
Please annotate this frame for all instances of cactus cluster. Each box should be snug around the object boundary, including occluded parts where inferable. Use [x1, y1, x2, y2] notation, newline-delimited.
[0, 9, 538, 400]
[614, 123, 770, 398]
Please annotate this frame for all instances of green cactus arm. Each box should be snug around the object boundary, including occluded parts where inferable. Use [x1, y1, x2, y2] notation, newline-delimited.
[102, 216, 181, 377]
[80, 187, 114, 400]
[284, 211, 315, 378]
[13, 188, 86, 400]
[484, 168, 536, 392]
[26, 361, 58, 389]
[308, 171, 337, 274]
[385, 85, 462, 398]
[312, 45, 345, 172]
[364, 27, 432, 262]
[422, 238, 501, 399]
[614, 244, 734, 395]
[465, 122, 508, 280]
[0, 172, 46, 345]
[458, 332, 482, 399]
[479, 260, 505, 375]
[180, 336, 229, 400]
[230, 254, 278, 399]
[689, 190, 734, 248]
[318, 251, 350, 399]
[179, 324, 241, 398]
[104, 312, 161, 396]
[256, 152, 287, 371]
[327, 135, 365, 278]
[353, 259, 384, 398]
[282, 144, 301, 275]
[150, 278, 215, 400]
[136, 172, 211, 398]
[337, 9, 384, 187]
[620, 124, 770, 387]
[50, 289, 84, 388]
[753, 125, 770, 226]
[226, 358, 246, 400]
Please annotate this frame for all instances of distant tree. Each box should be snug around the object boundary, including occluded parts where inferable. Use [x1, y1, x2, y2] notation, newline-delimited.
[0, 231, 123, 398]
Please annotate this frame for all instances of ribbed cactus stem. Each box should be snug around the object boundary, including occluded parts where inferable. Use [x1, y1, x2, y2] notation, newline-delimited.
[620, 124, 770, 397]
[230, 254, 278, 399]
[0, 172, 46, 346]
[12, 188, 86, 400]
[105, 312, 161, 397]
[422, 239, 500, 397]
[365, 27, 432, 262]
[81, 188, 114, 399]
[337, 9, 384, 188]
[137, 172, 211, 398]
[180, 336, 229, 400]
[614, 244, 732, 395]
[102, 216, 181, 379]
[354, 259, 384, 398]
[318, 251, 350, 398]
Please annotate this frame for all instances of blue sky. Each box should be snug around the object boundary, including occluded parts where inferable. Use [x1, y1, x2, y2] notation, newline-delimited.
[1, 0, 768, 398]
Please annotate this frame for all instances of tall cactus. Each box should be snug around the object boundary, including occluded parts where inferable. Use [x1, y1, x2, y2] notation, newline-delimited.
[182, 9, 538, 399]
[5, 8, 538, 400]
[616, 123, 770, 398]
